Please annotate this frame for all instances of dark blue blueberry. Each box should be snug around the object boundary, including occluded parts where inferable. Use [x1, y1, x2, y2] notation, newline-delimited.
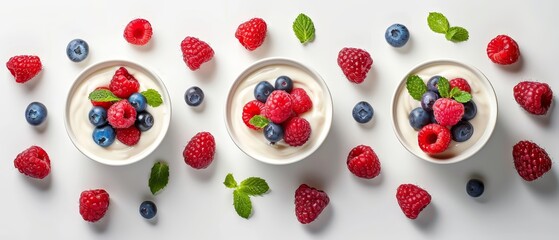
[430, 112, 438, 124]
[25, 102, 48, 126]
[385, 23, 410, 48]
[136, 111, 154, 132]
[426, 75, 441, 95]
[139, 201, 157, 219]
[352, 101, 374, 123]
[451, 121, 474, 142]
[409, 107, 431, 130]
[274, 76, 293, 92]
[184, 86, 204, 107]
[92, 125, 115, 147]
[462, 100, 477, 121]
[254, 81, 274, 103]
[66, 39, 89, 62]
[263, 122, 284, 144]
[128, 93, 147, 112]
[421, 91, 439, 112]
[466, 179, 484, 198]
[88, 107, 108, 127]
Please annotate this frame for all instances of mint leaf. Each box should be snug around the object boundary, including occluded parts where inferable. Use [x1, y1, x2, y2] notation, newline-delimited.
[446, 26, 469, 42]
[224, 173, 238, 189]
[453, 91, 472, 103]
[88, 89, 121, 102]
[148, 161, 169, 195]
[437, 77, 450, 98]
[233, 190, 252, 219]
[239, 177, 269, 196]
[428, 12, 449, 33]
[249, 115, 269, 129]
[293, 13, 315, 44]
[406, 75, 427, 100]
[141, 89, 163, 107]
[449, 87, 461, 98]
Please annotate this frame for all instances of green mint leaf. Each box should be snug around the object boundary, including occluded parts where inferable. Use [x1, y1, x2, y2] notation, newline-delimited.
[141, 89, 163, 107]
[427, 12, 449, 33]
[88, 89, 121, 102]
[249, 115, 269, 129]
[437, 77, 450, 98]
[224, 173, 238, 189]
[449, 87, 461, 98]
[239, 177, 270, 196]
[406, 75, 427, 100]
[293, 13, 316, 44]
[148, 161, 169, 195]
[445, 26, 469, 42]
[233, 190, 252, 219]
[453, 91, 472, 103]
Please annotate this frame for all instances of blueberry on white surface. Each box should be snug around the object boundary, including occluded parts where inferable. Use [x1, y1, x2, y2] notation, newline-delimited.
[136, 111, 154, 132]
[25, 102, 48, 126]
[385, 23, 410, 47]
[139, 201, 157, 219]
[466, 179, 484, 198]
[409, 107, 431, 130]
[274, 75, 293, 92]
[263, 122, 284, 144]
[129, 93, 147, 112]
[421, 91, 439, 112]
[184, 86, 204, 107]
[254, 81, 274, 103]
[451, 121, 474, 142]
[462, 100, 477, 121]
[88, 106, 108, 127]
[92, 125, 115, 147]
[352, 101, 374, 123]
[66, 39, 89, 62]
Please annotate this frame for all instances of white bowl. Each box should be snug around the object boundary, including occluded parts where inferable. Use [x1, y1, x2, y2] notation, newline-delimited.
[225, 57, 333, 165]
[391, 59, 498, 164]
[64, 60, 171, 166]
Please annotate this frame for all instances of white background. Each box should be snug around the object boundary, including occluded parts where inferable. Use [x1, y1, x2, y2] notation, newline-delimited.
[1, 0, 557, 239]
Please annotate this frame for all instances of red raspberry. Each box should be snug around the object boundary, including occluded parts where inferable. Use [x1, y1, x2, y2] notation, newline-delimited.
[347, 145, 381, 179]
[116, 125, 141, 146]
[14, 146, 50, 179]
[123, 18, 153, 46]
[337, 47, 373, 84]
[264, 90, 293, 124]
[290, 88, 313, 114]
[449, 78, 471, 93]
[90, 86, 114, 109]
[181, 36, 214, 71]
[107, 100, 137, 128]
[242, 100, 265, 130]
[487, 35, 520, 65]
[513, 141, 552, 181]
[183, 132, 216, 169]
[79, 189, 110, 222]
[433, 98, 464, 127]
[283, 117, 311, 147]
[294, 184, 329, 224]
[6, 55, 42, 83]
[109, 67, 140, 99]
[235, 18, 267, 51]
[396, 184, 431, 219]
[418, 124, 451, 154]
[513, 81, 553, 115]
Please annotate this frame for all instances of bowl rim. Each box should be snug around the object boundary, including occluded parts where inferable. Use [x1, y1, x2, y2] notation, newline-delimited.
[224, 57, 333, 165]
[390, 59, 498, 164]
[63, 59, 172, 166]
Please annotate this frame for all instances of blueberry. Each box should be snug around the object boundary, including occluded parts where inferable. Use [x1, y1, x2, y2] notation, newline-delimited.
[274, 76, 293, 92]
[426, 76, 441, 94]
[352, 101, 374, 123]
[136, 111, 154, 132]
[92, 125, 115, 147]
[139, 201, 157, 219]
[466, 179, 484, 198]
[409, 107, 431, 130]
[430, 112, 438, 124]
[462, 100, 477, 121]
[25, 102, 48, 126]
[184, 86, 204, 107]
[128, 93, 147, 112]
[88, 107, 108, 127]
[66, 39, 89, 62]
[421, 91, 439, 112]
[254, 81, 274, 103]
[385, 23, 410, 48]
[263, 122, 284, 144]
[451, 121, 474, 142]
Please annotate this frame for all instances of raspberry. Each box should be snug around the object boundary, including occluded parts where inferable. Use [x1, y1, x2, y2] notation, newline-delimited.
[6, 55, 42, 83]
[433, 98, 464, 127]
[283, 117, 311, 147]
[107, 100, 137, 128]
[487, 35, 520, 65]
[13, 146, 50, 179]
[79, 189, 110, 222]
[264, 90, 293, 124]
[337, 47, 373, 84]
[235, 18, 267, 51]
[449, 78, 471, 93]
[109, 67, 140, 99]
[116, 125, 141, 146]
[181, 36, 214, 71]
[242, 100, 265, 130]
[513, 81, 553, 115]
[183, 132, 216, 169]
[290, 88, 313, 114]
[123, 18, 153, 46]
[513, 141, 552, 181]
[396, 184, 431, 219]
[347, 145, 381, 179]
[418, 124, 451, 154]
[294, 184, 329, 224]
[90, 86, 114, 109]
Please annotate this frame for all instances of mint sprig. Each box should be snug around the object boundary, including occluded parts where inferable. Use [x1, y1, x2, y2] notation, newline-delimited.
[141, 89, 163, 107]
[88, 89, 121, 102]
[148, 161, 169, 195]
[249, 115, 269, 129]
[224, 173, 270, 219]
[233, 190, 252, 219]
[437, 77, 472, 103]
[452, 89, 472, 103]
[292, 13, 315, 44]
[437, 77, 450, 98]
[446, 26, 469, 42]
[427, 12, 469, 42]
[406, 75, 427, 100]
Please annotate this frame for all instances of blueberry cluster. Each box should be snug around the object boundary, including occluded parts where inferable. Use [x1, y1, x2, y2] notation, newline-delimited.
[254, 76, 293, 143]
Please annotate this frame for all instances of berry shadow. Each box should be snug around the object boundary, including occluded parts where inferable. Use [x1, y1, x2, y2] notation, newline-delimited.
[532, 97, 555, 128]
[247, 34, 272, 60]
[524, 169, 558, 198]
[23, 174, 52, 191]
[354, 66, 379, 96]
[33, 117, 49, 133]
[353, 171, 384, 187]
[20, 69, 44, 92]
[129, 35, 156, 53]
[192, 56, 217, 82]
[303, 203, 334, 234]
[88, 201, 112, 233]
[185, 151, 218, 182]
[412, 202, 438, 232]
[392, 36, 414, 54]
[494, 56, 525, 73]
[141, 194, 160, 226]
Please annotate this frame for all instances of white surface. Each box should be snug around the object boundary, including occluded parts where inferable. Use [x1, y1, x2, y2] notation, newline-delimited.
[1, 0, 557, 239]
